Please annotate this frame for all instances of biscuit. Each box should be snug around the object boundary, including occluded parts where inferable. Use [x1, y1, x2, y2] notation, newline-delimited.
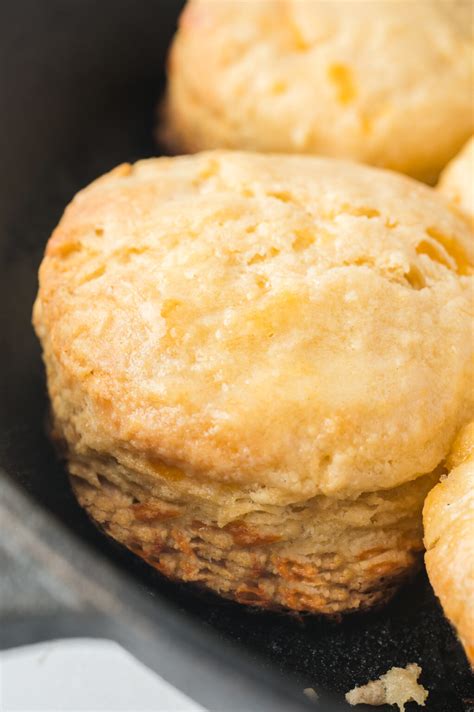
[424, 423, 474, 665]
[34, 151, 474, 613]
[438, 137, 474, 227]
[162, 0, 474, 182]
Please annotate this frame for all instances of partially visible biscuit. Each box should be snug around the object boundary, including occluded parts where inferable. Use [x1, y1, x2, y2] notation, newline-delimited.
[162, 1, 474, 182]
[438, 137, 474, 227]
[34, 151, 474, 613]
[424, 423, 474, 665]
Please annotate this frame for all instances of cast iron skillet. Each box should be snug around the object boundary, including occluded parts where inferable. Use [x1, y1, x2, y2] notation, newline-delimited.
[0, 2, 472, 710]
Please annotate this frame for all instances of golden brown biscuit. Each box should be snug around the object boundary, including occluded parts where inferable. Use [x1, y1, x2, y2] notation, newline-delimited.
[424, 423, 474, 665]
[162, 0, 474, 182]
[438, 137, 474, 227]
[34, 151, 474, 613]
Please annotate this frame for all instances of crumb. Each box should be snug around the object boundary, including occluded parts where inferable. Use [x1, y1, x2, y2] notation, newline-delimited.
[345, 663, 428, 711]
[303, 687, 319, 702]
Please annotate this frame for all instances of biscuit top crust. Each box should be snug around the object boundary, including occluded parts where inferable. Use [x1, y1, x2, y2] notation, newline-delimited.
[34, 151, 474, 499]
[166, 0, 474, 181]
[438, 136, 474, 226]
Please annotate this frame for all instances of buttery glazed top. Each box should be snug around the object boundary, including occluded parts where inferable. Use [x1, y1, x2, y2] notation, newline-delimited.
[166, 0, 474, 181]
[34, 152, 474, 499]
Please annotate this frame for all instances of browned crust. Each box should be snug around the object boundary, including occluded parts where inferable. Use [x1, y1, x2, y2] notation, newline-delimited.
[70, 463, 433, 615]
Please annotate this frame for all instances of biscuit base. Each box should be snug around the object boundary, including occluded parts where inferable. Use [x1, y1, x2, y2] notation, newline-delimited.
[69, 459, 435, 615]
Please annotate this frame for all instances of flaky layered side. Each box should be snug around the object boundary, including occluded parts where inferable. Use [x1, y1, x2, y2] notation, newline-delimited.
[424, 424, 474, 664]
[34, 151, 474, 613]
[69, 451, 436, 614]
[163, 1, 474, 181]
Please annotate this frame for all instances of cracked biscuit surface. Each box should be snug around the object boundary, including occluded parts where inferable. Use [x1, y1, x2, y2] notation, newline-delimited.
[163, 0, 474, 182]
[34, 151, 474, 613]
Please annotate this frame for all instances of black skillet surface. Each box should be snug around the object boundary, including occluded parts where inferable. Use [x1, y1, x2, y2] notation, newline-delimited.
[0, 2, 473, 711]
